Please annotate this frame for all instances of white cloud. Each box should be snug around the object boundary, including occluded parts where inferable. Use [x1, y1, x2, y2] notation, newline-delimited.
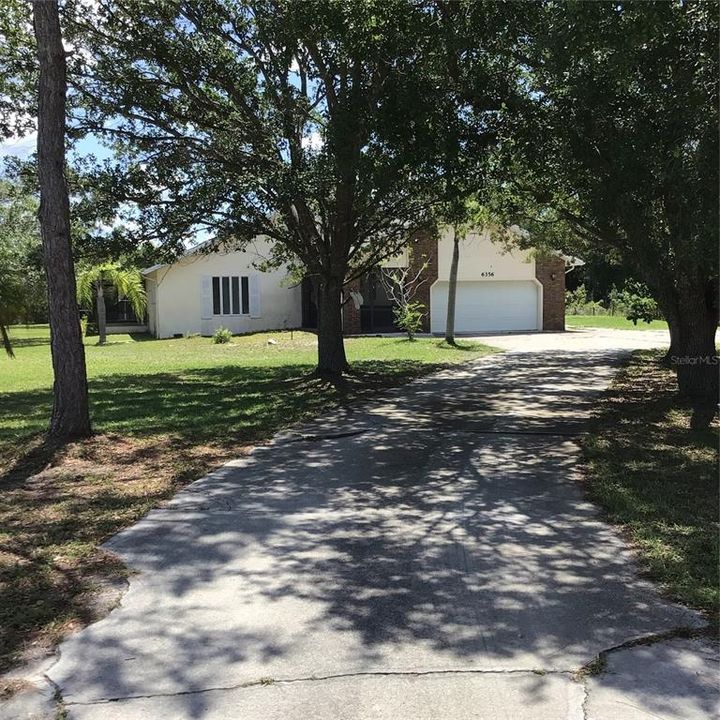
[1, 110, 36, 160]
[301, 131, 323, 151]
[0, 132, 37, 159]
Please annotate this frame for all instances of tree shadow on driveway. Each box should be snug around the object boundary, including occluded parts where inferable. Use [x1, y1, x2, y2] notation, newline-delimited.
[46, 351, 708, 718]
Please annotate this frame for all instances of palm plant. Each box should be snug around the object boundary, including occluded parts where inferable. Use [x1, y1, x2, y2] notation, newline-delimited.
[76, 263, 146, 345]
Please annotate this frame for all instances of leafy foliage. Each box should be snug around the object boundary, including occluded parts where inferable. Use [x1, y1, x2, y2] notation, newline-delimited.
[64, 1, 443, 269]
[211, 327, 233, 345]
[392, 301, 426, 342]
[493, 2, 718, 268]
[565, 285, 588, 315]
[0, 1, 35, 142]
[76, 263, 147, 346]
[487, 0, 718, 400]
[612, 281, 661, 326]
[76, 263, 146, 322]
[566, 281, 661, 325]
[0, 179, 45, 355]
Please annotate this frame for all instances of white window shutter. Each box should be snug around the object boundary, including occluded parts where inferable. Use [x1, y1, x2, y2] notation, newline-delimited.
[201, 276, 213, 319]
[249, 274, 262, 318]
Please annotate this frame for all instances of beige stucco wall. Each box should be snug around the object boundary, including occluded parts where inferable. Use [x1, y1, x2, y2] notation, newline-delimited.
[436, 227, 536, 282]
[430, 227, 543, 333]
[145, 238, 301, 338]
[380, 247, 409, 268]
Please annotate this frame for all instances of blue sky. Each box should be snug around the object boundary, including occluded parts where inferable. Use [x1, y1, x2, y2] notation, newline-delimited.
[1, 132, 112, 164]
[0, 130, 212, 248]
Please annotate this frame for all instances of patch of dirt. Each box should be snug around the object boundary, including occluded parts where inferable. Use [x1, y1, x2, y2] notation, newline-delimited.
[0, 432, 251, 682]
[0, 677, 32, 700]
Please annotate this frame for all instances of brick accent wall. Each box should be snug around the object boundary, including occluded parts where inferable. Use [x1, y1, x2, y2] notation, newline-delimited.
[409, 231, 439, 332]
[342, 232, 439, 336]
[342, 277, 362, 336]
[535, 256, 566, 331]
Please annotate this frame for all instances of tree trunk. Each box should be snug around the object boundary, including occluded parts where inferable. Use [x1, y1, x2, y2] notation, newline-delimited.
[1, 324, 14, 358]
[34, 0, 91, 439]
[316, 275, 348, 377]
[671, 282, 718, 406]
[96, 280, 107, 345]
[445, 226, 460, 344]
[653, 289, 681, 367]
[661, 316, 681, 367]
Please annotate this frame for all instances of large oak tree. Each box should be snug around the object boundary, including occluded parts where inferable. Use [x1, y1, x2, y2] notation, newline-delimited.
[492, 1, 718, 406]
[65, 0, 464, 375]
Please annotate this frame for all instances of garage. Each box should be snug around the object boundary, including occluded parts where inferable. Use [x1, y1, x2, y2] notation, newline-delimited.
[430, 280, 540, 334]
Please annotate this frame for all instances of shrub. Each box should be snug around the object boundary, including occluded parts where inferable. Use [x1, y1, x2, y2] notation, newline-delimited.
[565, 284, 608, 316]
[212, 327, 233, 344]
[621, 283, 661, 325]
[614, 281, 661, 325]
[565, 284, 588, 314]
[393, 301, 425, 340]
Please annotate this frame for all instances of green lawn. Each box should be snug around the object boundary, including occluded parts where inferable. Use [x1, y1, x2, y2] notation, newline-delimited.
[1, 325, 497, 450]
[0, 325, 497, 676]
[566, 314, 669, 331]
[582, 351, 718, 618]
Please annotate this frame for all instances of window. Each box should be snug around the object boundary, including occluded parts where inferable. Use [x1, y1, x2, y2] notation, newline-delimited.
[231, 277, 240, 314]
[221, 277, 230, 315]
[212, 277, 221, 315]
[241, 276, 249, 314]
[212, 275, 249, 315]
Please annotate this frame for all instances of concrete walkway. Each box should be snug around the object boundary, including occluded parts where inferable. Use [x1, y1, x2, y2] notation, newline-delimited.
[7, 329, 718, 719]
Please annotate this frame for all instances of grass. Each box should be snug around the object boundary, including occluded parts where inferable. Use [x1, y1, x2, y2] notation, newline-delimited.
[582, 350, 718, 618]
[566, 314, 669, 331]
[0, 325, 497, 675]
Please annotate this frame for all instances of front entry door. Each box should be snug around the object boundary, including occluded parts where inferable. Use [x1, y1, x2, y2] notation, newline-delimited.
[360, 270, 399, 333]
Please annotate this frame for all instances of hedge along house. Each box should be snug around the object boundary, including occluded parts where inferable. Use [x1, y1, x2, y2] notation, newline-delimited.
[142, 230, 569, 339]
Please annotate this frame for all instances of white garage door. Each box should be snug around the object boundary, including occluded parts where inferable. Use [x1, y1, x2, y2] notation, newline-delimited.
[431, 281, 540, 333]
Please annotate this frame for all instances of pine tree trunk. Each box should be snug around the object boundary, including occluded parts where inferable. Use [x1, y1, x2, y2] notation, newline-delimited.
[34, 0, 91, 439]
[316, 275, 348, 377]
[96, 280, 107, 345]
[445, 227, 460, 344]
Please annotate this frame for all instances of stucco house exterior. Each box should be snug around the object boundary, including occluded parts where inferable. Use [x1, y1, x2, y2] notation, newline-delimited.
[142, 237, 302, 338]
[141, 230, 567, 339]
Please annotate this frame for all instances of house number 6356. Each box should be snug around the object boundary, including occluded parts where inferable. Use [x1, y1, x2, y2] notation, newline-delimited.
[480, 271, 495, 277]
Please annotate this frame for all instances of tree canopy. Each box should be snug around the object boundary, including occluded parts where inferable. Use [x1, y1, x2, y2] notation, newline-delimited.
[77, 261, 146, 344]
[488, 0, 718, 402]
[0, 178, 46, 337]
[60, 0, 518, 373]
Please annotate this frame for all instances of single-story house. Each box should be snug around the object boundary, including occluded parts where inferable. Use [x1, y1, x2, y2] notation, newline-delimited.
[139, 229, 571, 338]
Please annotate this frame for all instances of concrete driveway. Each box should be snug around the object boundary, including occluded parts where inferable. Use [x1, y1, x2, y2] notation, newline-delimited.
[16, 329, 717, 719]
